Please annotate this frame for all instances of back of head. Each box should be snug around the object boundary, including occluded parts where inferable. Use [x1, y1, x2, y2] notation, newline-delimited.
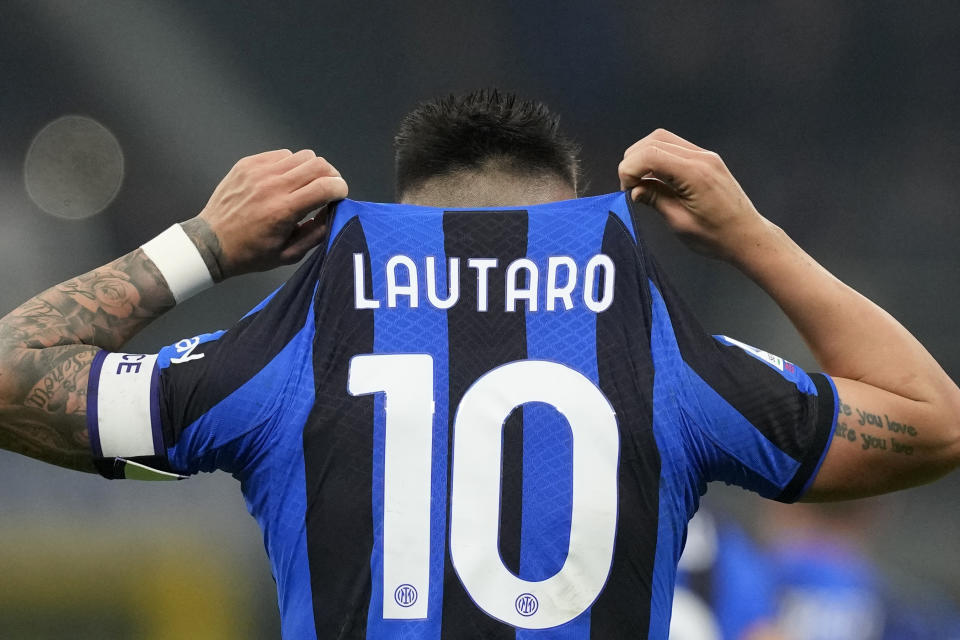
[394, 89, 581, 206]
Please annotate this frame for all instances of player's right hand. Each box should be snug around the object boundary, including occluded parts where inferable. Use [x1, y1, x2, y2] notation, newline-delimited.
[618, 129, 773, 262]
[193, 149, 349, 278]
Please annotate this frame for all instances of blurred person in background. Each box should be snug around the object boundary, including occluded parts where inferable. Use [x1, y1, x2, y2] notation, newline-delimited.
[758, 501, 960, 640]
[672, 503, 960, 640]
[1, 90, 960, 639]
[671, 509, 783, 640]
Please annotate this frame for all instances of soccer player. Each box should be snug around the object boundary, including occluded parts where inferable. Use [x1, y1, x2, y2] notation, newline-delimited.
[1, 90, 959, 639]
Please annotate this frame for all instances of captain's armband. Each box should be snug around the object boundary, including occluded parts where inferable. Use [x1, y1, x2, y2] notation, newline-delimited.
[86, 350, 185, 480]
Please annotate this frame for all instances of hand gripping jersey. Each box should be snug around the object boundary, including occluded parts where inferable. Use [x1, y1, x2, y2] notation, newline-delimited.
[86, 192, 838, 639]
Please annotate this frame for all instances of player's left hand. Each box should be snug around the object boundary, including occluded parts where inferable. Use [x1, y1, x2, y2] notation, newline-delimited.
[618, 129, 771, 261]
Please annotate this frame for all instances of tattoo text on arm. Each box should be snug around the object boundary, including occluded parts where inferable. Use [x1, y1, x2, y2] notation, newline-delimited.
[834, 397, 919, 455]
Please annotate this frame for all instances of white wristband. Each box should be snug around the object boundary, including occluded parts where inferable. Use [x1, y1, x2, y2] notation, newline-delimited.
[141, 224, 214, 304]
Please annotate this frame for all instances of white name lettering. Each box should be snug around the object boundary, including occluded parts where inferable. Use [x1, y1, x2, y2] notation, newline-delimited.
[353, 253, 616, 313]
[584, 254, 615, 313]
[426, 256, 460, 309]
[386, 255, 418, 308]
[546, 256, 577, 311]
[505, 258, 538, 312]
[354, 253, 380, 309]
[468, 258, 498, 313]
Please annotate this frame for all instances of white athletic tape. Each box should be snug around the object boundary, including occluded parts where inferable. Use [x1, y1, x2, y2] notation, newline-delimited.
[141, 224, 214, 304]
[96, 353, 161, 458]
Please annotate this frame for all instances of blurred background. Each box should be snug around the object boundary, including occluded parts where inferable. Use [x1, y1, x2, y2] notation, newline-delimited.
[1, 1, 959, 638]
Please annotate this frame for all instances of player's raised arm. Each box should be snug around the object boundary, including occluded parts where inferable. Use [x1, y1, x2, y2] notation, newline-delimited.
[0, 150, 347, 472]
[620, 129, 960, 501]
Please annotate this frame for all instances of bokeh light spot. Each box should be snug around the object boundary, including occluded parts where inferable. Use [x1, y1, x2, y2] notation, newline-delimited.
[24, 115, 124, 220]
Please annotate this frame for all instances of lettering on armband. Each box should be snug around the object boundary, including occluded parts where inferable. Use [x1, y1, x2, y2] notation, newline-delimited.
[116, 353, 147, 375]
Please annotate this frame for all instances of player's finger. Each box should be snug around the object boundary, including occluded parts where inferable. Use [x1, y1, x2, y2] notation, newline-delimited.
[631, 179, 697, 232]
[288, 174, 349, 213]
[630, 177, 671, 207]
[618, 143, 691, 191]
[650, 129, 702, 152]
[626, 139, 713, 164]
[282, 156, 339, 191]
[273, 148, 317, 172]
[623, 129, 705, 158]
[247, 149, 294, 164]
[279, 213, 329, 263]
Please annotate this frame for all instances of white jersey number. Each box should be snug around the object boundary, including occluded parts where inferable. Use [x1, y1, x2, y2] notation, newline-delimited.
[348, 354, 620, 629]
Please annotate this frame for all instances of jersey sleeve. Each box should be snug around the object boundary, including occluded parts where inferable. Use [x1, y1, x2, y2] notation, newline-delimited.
[86, 249, 325, 479]
[645, 255, 838, 503]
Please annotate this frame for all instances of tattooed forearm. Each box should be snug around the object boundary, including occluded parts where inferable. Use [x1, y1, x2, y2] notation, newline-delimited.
[181, 217, 225, 283]
[0, 345, 98, 472]
[0, 248, 175, 353]
[0, 407, 94, 471]
[0, 242, 185, 471]
[834, 397, 918, 456]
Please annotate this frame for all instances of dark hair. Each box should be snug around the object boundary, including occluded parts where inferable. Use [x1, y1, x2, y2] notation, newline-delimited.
[394, 89, 581, 198]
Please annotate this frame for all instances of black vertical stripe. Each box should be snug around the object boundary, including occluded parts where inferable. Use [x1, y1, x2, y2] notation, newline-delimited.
[442, 210, 528, 638]
[500, 235, 529, 573]
[303, 221, 375, 639]
[591, 215, 660, 638]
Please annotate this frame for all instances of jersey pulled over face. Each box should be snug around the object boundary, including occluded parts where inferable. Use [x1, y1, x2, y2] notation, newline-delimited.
[85, 193, 838, 640]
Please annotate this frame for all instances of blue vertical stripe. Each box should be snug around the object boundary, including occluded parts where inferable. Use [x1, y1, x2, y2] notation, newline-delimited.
[517, 196, 613, 640]
[608, 191, 637, 242]
[362, 206, 450, 639]
[647, 281, 701, 639]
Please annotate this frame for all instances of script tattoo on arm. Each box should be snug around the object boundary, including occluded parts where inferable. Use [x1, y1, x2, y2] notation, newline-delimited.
[832, 396, 919, 456]
[0, 240, 203, 471]
[0, 346, 97, 471]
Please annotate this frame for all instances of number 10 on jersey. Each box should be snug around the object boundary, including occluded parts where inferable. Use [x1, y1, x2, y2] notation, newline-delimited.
[348, 354, 620, 629]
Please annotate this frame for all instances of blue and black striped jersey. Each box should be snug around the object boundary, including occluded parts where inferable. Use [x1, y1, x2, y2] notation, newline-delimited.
[86, 192, 838, 639]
